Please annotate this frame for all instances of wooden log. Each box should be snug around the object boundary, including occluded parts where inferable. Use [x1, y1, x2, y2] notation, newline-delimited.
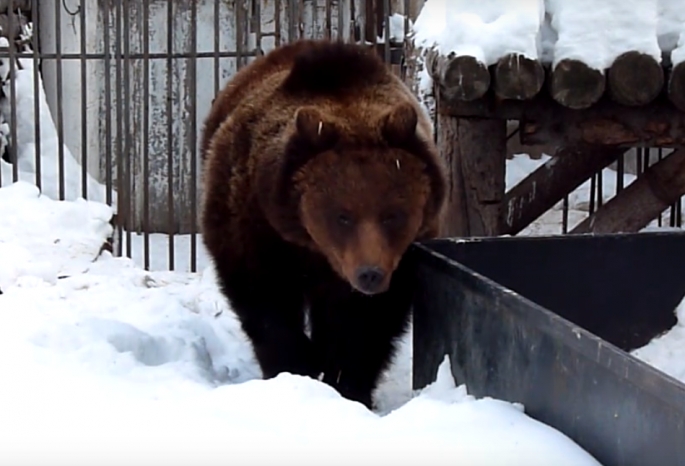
[550, 58, 606, 110]
[493, 53, 545, 101]
[503, 145, 625, 236]
[571, 149, 685, 234]
[521, 103, 685, 147]
[437, 110, 507, 237]
[428, 51, 490, 102]
[667, 61, 685, 112]
[607, 51, 664, 106]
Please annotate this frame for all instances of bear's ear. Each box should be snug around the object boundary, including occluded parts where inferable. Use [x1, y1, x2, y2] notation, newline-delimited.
[380, 102, 418, 147]
[294, 106, 339, 152]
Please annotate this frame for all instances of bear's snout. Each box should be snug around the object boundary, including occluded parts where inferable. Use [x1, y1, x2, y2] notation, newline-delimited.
[354, 265, 387, 295]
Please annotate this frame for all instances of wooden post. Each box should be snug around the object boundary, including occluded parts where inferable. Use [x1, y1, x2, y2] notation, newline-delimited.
[437, 109, 507, 237]
[503, 145, 625, 236]
[571, 149, 685, 234]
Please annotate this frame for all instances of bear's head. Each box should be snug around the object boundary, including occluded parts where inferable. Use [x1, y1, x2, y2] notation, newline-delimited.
[274, 101, 445, 295]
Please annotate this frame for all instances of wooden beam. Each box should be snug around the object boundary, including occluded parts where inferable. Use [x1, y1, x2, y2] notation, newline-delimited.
[437, 110, 507, 237]
[571, 149, 685, 234]
[668, 61, 685, 112]
[607, 51, 664, 106]
[503, 145, 625, 236]
[550, 58, 606, 110]
[521, 98, 685, 147]
[428, 51, 490, 102]
[493, 53, 545, 101]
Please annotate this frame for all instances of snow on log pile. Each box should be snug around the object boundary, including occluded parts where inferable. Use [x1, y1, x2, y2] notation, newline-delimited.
[412, 0, 685, 112]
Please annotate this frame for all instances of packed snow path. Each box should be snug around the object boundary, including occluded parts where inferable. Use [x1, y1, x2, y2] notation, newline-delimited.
[0, 180, 602, 465]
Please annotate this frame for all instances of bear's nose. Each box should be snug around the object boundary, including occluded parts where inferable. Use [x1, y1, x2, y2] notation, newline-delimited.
[355, 266, 386, 294]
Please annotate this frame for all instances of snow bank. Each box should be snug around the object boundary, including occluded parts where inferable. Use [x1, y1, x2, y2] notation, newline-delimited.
[414, 0, 676, 70]
[0, 181, 601, 465]
[632, 295, 685, 383]
[546, 0, 661, 70]
[413, 0, 545, 65]
[0, 181, 112, 291]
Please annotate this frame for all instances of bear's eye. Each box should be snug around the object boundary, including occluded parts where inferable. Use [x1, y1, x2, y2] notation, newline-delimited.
[381, 211, 405, 227]
[337, 212, 353, 226]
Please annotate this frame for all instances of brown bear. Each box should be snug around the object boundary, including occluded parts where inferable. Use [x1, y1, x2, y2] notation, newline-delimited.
[200, 39, 446, 409]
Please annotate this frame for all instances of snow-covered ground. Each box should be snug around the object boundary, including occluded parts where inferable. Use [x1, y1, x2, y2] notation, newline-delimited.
[0, 179, 602, 465]
[412, 0, 685, 95]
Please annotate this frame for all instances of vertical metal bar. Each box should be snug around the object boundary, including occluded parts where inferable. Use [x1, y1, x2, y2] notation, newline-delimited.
[616, 153, 624, 193]
[288, 0, 296, 40]
[349, 0, 356, 43]
[236, 0, 244, 68]
[596, 168, 603, 209]
[166, 0, 175, 270]
[359, 0, 367, 45]
[589, 174, 596, 215]
[275, 0, 282, 46]
[657, 148, 663, 227]
[104, 1, 113, 207]
[31, 0, 41, 190]
[325, 0, 332, 39]
[403, 0, 409, 37]
[143, 0, 151, 270]
[190, 0, 198, 273]
[213, 0, 220, 96]
[8, 9, 18, 183]
[337, 0, 344, 41]
[383, 0, 391, 62]
[562, 196, 569, 234]
[115, 0, 123, 256]
[55, 0, 65, 199]
[299, 0, 305, 38]
[253, 0, 263, 53]
[80, 0, 88, 199]
[123, 0, 132, 258]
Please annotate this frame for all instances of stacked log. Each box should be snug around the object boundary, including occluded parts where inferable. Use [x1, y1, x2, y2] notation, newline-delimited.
[425, 47, 684, 113]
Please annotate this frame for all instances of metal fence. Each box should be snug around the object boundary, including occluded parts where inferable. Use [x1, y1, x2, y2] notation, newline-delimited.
[0, 0, 413, 272]
[0, 1, 682, 274]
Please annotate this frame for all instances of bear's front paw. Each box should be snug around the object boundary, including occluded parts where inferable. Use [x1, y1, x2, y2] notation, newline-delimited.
[254, 331, 321, 380]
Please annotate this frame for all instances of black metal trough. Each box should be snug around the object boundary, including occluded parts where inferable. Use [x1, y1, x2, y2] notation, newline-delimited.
[407, 232, 685, 466]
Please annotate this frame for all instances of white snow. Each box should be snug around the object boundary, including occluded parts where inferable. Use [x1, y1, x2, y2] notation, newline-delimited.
[658, 0, 685, 58]
[0, 179, 602, 465]
[413, 0, 545, 66]
[546, 0, 661, 70]
[632, 295, 685, 383]
[378, 13, 409, 43]
[672, 30, 685, 66]
[413, 0, 681, 70]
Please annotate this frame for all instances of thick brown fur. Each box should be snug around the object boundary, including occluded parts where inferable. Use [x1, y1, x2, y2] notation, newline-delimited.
[200, 39, 446, 409]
